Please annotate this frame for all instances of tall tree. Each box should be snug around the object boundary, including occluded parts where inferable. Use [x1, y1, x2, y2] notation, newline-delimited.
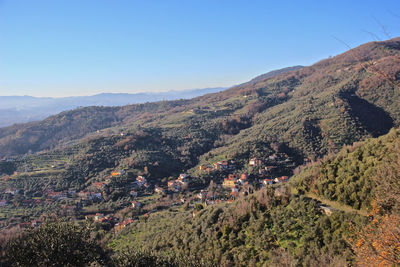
[3, 222, 107, 267]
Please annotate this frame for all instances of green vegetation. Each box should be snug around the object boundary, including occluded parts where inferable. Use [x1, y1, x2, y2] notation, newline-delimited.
[0, 38, 399, 266]
[291, 128, 400, 210]
[2, 125, 398, 266]
[109, 127, 400, 266]
[1, 221, 212, 267]
[2, 221, 106, 266]
[1, 38, 399, 164]
[110, 187, 366, 266]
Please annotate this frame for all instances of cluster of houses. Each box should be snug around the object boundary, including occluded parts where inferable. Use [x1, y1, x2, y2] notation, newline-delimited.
[195, 190, 221, 205]
[205, 155, 294, 198]
[134, 176, 149, 188]
[1, 154, 292, 209]
[89, 173, 150, 201]
[261, 176, 289, 185]
[85, 213, 114, 223]
[221, 173, 250, 197]
[199, 154, 295, 174]
[199, 160, 236, 172]
[0, 153, 299, 231]
[191, 173, 252, 204]
[0, 169, 152, 209]
[167, 174, 189, 192]
[127, 175, 150, 197]
[1, 179, 108, 210]
[114, 218, 134, 231]
[247, 156, 292, 186]
[249, 154, 294, 168]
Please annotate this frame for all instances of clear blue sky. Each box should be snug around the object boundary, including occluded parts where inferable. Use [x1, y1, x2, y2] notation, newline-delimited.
[1, 0, 399, 97]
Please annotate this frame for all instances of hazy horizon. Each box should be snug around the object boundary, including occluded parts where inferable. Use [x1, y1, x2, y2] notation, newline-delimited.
[0, 86, 229, 98]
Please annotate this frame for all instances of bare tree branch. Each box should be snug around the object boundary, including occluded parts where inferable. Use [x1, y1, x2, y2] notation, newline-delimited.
[362, 30, 381, 41]
[332, 35, 399, 89]
[372, 16, 392, 39]
[388, 10, 400, 20]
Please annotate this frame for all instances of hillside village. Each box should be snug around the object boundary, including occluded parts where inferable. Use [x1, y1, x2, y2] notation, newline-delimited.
[0, 151, 298, 232]
[0, 34, 399, 265]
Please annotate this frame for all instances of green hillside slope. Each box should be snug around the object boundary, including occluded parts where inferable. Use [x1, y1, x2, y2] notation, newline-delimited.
[1, 38, 399, 164]
[110, 128, 400, 266]
[0, 38, 399, 267]
[291, 127, 400, 212]
[0, 38, 398, 228]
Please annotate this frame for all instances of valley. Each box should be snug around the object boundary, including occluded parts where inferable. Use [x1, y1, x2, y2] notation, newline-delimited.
[0, 38, 399, 266]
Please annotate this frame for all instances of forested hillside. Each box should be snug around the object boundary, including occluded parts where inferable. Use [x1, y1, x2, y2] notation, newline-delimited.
[0, 38, 399, 267]
[109, 128, 400, 266]
[110, 189, 365, 266]
[291, 127, 400, 212]
[1, 38, 399, 161]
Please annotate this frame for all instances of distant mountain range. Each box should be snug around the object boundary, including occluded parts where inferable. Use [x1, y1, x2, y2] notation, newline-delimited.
[0, 88, 226, 127]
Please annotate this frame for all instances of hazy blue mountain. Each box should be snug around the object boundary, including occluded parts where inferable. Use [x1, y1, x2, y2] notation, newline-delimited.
[0, 87, 226, 127]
